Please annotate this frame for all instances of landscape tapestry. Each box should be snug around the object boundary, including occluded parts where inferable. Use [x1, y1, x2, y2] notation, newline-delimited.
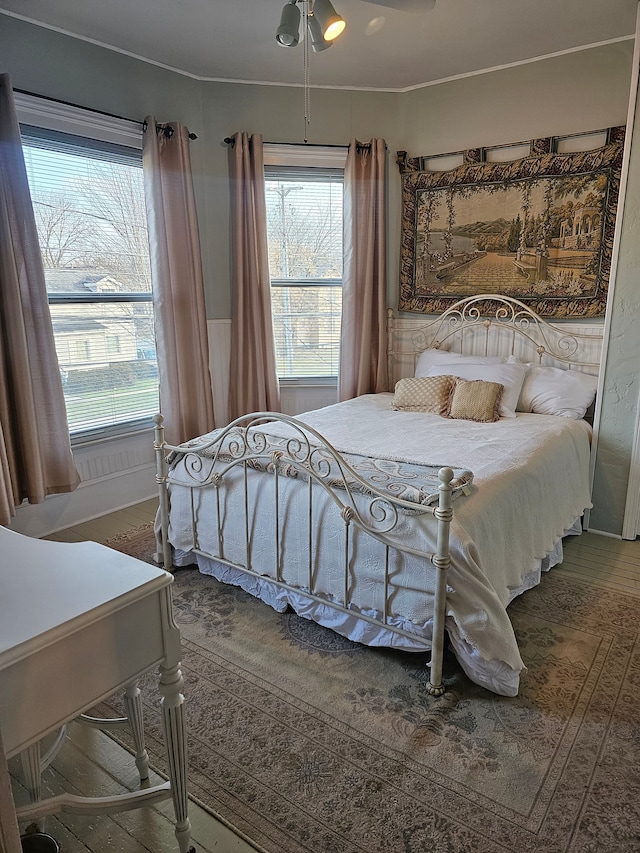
[397, 128, 624, 318]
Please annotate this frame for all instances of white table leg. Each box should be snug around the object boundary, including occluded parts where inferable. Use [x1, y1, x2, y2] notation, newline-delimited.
[20, 742, 41, 805]
[159, 660, 193, 853]
[20, 742, 44, 832]
[123, 683, 150, 783]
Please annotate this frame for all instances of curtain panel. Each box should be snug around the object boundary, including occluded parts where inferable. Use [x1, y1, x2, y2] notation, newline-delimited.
[339, 138, 388, 402]
[142, 117, 215, 445]
[227, 132, 280, 421]
[0, 74, 79, 527]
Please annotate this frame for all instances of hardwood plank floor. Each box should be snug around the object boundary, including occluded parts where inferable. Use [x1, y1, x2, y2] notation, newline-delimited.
[558, 529, 640, 596]
[11, 503, 640, 852]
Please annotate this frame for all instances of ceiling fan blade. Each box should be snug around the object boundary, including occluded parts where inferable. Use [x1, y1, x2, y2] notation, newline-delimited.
[360, 0, 436, 12]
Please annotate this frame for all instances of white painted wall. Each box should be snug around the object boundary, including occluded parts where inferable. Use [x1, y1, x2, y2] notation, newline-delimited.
[591, 9, 640, 535]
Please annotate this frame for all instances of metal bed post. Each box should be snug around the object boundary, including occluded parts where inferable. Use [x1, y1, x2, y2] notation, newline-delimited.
[427, 466, 454, 696]
[386, 307, 395, 391]
[154, 413, 173, 572]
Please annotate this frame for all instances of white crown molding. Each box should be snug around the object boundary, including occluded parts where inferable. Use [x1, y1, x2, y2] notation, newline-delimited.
[399, 36, 635, 93]
[3, 10, 634, 94]
[14, 91, 143, 149]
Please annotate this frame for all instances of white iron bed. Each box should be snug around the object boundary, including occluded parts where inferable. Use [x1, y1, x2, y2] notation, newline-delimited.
[154, 295, 602, 697]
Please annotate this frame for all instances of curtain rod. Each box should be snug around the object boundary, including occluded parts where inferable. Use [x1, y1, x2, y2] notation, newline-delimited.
[14, 88, 198, 139]
[223, 137, 348, 148]
[143, 119, 198, 141]
[223, 138, 386, 151]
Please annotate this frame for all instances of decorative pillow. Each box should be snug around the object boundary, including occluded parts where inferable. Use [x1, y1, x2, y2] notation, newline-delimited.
[445, 379, 504, 423]
[391, 375, 455, 414]
[415, 348, 507, 378]
[516, 365, 598, 419]
[425, 360, 527, 419]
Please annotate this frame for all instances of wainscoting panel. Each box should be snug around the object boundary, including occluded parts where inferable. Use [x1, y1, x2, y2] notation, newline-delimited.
[208, 318, 231, 427]
[280, 384, 338, 416]
[9, 431, 156, 538]
[11, 314, 601, 538]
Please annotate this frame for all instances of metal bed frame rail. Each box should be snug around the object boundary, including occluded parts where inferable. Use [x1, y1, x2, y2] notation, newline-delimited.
[155, 412, 454, 696]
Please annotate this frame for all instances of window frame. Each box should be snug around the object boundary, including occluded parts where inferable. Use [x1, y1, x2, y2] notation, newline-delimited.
[264, 144, 346, 385]
[16, 94, 157, 443]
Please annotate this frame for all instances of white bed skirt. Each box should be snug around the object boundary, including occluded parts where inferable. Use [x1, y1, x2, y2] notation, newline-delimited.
[173, 516, 582, 698]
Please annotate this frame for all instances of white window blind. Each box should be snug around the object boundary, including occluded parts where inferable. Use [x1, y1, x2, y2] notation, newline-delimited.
[265, 165, 344, 380]
[20, 125, 158, 438]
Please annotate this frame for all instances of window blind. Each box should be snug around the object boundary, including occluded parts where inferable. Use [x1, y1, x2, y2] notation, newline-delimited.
[21, 128, 158, 437]
[265, 165, 344, 380]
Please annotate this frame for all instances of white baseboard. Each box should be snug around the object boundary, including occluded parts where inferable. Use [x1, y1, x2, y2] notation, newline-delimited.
[585, 526, 623, 540]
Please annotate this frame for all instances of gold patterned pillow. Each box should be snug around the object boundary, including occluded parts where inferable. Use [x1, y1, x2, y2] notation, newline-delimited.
[445, 378, 504, 423]
[391, 376, 455, 415]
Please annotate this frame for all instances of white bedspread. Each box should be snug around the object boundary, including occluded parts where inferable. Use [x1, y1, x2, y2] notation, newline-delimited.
[166, 394, 593, 696]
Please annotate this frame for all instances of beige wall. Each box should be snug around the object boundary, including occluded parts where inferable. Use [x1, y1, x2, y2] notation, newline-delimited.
[2, 14, 637, 534]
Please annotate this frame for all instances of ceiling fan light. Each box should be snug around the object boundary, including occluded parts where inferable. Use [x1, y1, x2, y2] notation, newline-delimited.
[276, 1, 301, 47]
[307, 14, 333, 52]
[324, 18, 345, 40]
[312, 0, 346, 41]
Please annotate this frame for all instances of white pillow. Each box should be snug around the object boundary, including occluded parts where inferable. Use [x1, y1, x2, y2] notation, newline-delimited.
[517, 365, 598, 419]
[426, 360, 528, 419]
[415, 348, 507, 378]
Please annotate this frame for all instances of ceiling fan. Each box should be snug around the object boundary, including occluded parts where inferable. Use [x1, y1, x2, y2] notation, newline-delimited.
[275, 0, 435, 141]
[276, 0, 435, 52]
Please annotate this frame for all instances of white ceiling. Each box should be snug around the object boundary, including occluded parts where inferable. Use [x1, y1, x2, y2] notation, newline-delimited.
[1, 0, 637, 91]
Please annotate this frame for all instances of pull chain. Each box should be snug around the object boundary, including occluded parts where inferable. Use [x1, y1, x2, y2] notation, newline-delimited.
[303, 0, 311, 143]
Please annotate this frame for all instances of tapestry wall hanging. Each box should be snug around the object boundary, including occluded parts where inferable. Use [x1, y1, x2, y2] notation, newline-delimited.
[397, 128, 625, 318]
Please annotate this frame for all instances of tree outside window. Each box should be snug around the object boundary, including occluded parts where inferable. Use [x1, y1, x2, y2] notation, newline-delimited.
[265, 169, 343, 380]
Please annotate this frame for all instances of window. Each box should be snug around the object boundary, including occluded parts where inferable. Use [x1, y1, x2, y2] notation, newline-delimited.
[265, 154, 344, 381]
[18, 105, 158, 440]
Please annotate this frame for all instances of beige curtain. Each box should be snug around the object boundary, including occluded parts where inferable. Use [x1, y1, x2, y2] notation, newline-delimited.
[143, 117, 215, 445]
[228, 132, 280, 421]
[339, 138, 388, 402]
[0, 74, 79, 527]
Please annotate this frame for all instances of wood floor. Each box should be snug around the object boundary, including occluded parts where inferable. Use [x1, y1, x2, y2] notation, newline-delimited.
[558, 529, 640, 596]
[10, 503, 640, 852]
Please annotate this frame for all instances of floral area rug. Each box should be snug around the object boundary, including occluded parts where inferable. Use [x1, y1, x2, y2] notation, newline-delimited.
[99, 525, 640, 853]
